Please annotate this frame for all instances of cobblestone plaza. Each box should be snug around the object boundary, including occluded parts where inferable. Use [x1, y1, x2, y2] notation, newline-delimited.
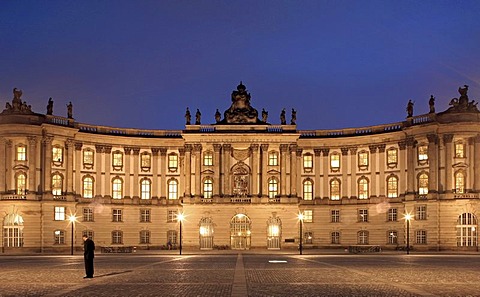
[1, 252, 479, 297]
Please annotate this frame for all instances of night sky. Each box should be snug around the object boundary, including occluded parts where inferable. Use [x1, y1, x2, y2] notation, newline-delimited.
[1, 0, 479, 131]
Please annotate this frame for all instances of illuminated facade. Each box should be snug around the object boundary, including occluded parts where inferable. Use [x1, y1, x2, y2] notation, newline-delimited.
[1, 83, 479, 253]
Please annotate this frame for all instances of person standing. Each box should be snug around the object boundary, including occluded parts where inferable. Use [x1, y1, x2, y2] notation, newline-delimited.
[83, 235, 95, 278]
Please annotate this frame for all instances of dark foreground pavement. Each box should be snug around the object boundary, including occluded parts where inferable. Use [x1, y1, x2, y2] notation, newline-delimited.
[1, 252, 479, 297]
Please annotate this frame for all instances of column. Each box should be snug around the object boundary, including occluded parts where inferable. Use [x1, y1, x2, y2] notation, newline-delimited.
[250, 144, 259, 196]
[213, 144, 222, 196]
[184, 144, 192, 197]
[474, 135, 480, 192]
[427, 134, 438, 194]
[314, 148, 322, 199]
[443, 134, 453, 193]
[151, 148, 159, 199]
[194, 144, 202, 196]
[223, 144, 232, 196]
[43, 136, 53, 194]
[74, 142, 83, 196]
[160, 148, 167, 198]
[132, 147, 140, 198]
[341, 147, 349, 199]
[65, 138, 74, 194]
[468, 137, 475, 192]
[27, 136, 37, 194]
[289, 144, 298, 197]
[296, 147, 303, 198]
[260, 144, 268, 197]
[280, 144, 288, 196]
[406, 136, 415, 196]
[179, 148, 185, 198]
[368, 145, 377, 198]
[321, 148, 330, 199]
[398, 141, 406, 197]
[349, 147, 357, 198]
[0, 138, 6, 193]
[378, 144, 386, 197]
[95, 145, 103, 196]
[124, 147, 132, 198]
[104, 146, 112, 197]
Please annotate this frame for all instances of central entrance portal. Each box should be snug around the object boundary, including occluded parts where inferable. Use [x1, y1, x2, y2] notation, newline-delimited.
[230, 214, 251, 250]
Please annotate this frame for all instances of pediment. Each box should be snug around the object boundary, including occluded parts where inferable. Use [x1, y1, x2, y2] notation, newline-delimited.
[13, 164, 29, 170]
[267, 169, 280, 174]
[453, 162, 468, 169]
[202, 169, 215, 175]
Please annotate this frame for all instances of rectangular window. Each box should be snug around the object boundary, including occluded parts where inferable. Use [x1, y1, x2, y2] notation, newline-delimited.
[418, 145, 428, 164]
[167, 230, 177, 245]
[141, 153, 151, 171]
[330, 154, 340, 171]
[54, 206, 65, 221]
[83, 150, 94, 168]
[17, 145, 26, 161]
[112, 231, 123, 244]
[140, 209, 151, 223]
[331, 210, 340, 223]
[388, 231, 398, 244]
[168, 154, 178, 171]
[416, 205, 427, 220]
[304, 231, 313, 244]
[455, 143, 465, 158]
[358, 151, 368, 169]
[52, 147, 63, 163]
[387, 148, 398, 167]
[82, 230, 94, 241]
[416, 230, 427, 244]
[358, 209, 368, 222]
[303, 154, 313, 172]
[268, 152, 278, 166]
[167, 210, 177, 223]
[54, 230, 65, 244]
[203, 153, 213, 166]
[331, 231, 340, 244]
[83, 208, 94, 222]
[387, 208, 397, 221]
[112, 209, 123, 222]
[112, 152, 123, 169]
[140, 230, 150, 244]
[302, 210, 313, 223]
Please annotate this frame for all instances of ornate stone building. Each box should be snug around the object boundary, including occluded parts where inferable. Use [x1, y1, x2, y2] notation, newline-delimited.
[1, 83, 479, 253]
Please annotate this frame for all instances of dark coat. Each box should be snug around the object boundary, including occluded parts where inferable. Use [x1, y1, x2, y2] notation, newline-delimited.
[84, 238, 95, 260]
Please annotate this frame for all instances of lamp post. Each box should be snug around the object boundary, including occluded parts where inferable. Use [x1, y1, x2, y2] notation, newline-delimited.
[68, 215, 76, 255]
[177, 213, 184, 255]
[297, 213, 304, 255]
[404, 213, 412, 255]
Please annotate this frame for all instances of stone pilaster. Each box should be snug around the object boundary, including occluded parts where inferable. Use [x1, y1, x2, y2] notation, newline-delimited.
[0, 138, 7, 193]
[74, 142, 82, 197]
[178, 147, 185, 199]
[280, 144, 288, 196]
[27, 136, 37, 194]
[213, 144, 222, 196]
[260, 144, 269, 196]
[43, 136, 53, 193]
[65, 138, 75, 194]
[250, 144, 259, 196]
[160, 148, 167, 198]
[378, 144, 386, 196]
[427, 134, 438, 194]
[474, 135, 480, 192]
[398, 140, 406, 197]
[223, 144, 232, 196]
[349, 147, 357, 199]
[151, 147, 160, 198]
[95, 145, 103, 197]
[314, 149, 322, 199]
[132, 147, 140, 198]
[184, 144, 192, 197]
[193, 144, 202, 197]
[289, 144, 298, 197]
[368, 145, 377, 198]
[341, 147, 349, 199]
[124, 147, 132, 198]
[405, 137, 416, 196]
[321, 148, 330, 199]
[443, 134, 453, 193]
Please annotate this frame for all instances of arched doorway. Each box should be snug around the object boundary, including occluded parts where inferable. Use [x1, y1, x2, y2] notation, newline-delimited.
[230, 214, 251, 250]
[199, 217, 214, 250]
[3, 213, 24, 247]
[267, 215, 281, 250]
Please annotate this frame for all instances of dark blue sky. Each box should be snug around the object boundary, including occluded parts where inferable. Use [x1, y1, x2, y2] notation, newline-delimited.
[1, 0, 479, 130]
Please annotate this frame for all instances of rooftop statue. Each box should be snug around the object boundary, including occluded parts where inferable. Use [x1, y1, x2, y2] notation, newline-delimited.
[47, 98, 53, 115]
[185, 107, 191, 125]
[1, 88, 33, 115]
[195, 109, 201, 125]
[280, 108, 286, 125]
[291, 108, 297, 125]
[406, 100, 414, 118]
[429, 95, 435, 113]
[445, 85, 479, 113]
[220, 82, 264, 124]
[67, 102, 73, 119]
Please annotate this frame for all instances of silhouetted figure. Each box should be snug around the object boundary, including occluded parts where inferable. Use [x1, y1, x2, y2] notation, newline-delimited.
[83, 235, 95, 278]
[429, 95, 435, 113]
[67, 102, 73, 119]
[185, 108, 191, 125]
[47, 98, 53, 115]
[291, 108, 297, 125]
[261, 108, 268, 123]
[215, 109, 221, 123]
[280, 108, 286, 125]
[406, 100, 414, 118]
[195, 109, 201, 125]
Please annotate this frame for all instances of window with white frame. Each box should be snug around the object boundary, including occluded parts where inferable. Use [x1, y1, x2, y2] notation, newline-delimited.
[302, 210, 313, 223]
[52, 146, 63, 164]
[387, 208, 397, 221]
[83, 207, 94, 222]
[203, 178, 213, 198]
[331, 210, 340, 223]
[3, 213, 24, 247]
[330, 179, 340, 200]
[54, 206, 65, 221]
[304, 231, 313, 244]
[358, 209, 368, 222]
[141, 152, 151, 171]
[82, 230, 94, 241]
[417, 145, 428, 164]
[112, 230, 123, 244]
[268, 178, 278, 198]
[168, 153, 178, 172]
[140, 178, 151, 199]
[387, 175, 398, 198]
[418, 172, 429, 195]
[168, 179, 178, 200]
[140, 209, 151, 223]
[387, 148, 398, 168]
[16, 172, 26, 195]
[330, 153, 340, 171]
[52, 174, 63, 196]
[416, 230, 427, 244]
[83, 176, 94, 198]
[456, 213, 477, 247]
[268, 151, 278, 166]
[112, 151, 123, 170]
[16, 144, 26, 161]
[203, 151, 213, 166]
[387, 230, 398, 244]
[416, 205, 427, 220]
[112, 209, 123, 222]
[455, 170, 465, 194]
[83, 149, 94, 169]
[167, 230, 177, 245]
[54, 230, 65, 244]
[455, 142, 465, 158]
[303, 154, 313, 172]
[358, 151, 369, 170]
[303, 179, 313, 200]
[331, 231, 340, 244]
[357, 230, 369, 244]
[112, 177, 123, 199]
[167, 210, 177, 223]
[358, 177, 369, 199]
[140, 230, 151, 244]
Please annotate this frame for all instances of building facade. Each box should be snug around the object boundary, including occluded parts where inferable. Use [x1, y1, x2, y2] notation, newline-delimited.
[1, 83, 479, 253]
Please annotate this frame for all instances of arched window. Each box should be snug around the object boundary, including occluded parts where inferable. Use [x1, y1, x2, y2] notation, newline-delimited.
[357, 230, 369, 245]
[387, 175, 398, 198]
[140, 178, 151, 199]
[268, 178, 278, 198]
[456, 213, 477, 247]
[52, 174, 63, 196]
[112, 177, 123, 199]
[358, 177, 369, 199]
[418, 172, 429, 195]
[203, 178, 213, 198]
[330, 179, 340, 200]
[303, 179, 313, 200]
[15, 172, 27, 195]
[455, 171, 465, 194]
[168, 179, 178, 200]
[199, 217, 214, 250]
[82, 176, 94, 198]
[3, 213, 24, 247]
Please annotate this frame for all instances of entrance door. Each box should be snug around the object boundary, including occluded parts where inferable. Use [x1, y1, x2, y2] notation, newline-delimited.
[199, 217, 214, 250]
[230, 214, 251, 250]
[267, 216, 281, 250]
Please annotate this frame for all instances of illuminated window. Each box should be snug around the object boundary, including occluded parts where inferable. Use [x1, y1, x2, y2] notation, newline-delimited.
[418, 172, 429, 195]
[416, 205, 427, 220]
[330, 179, 340, 200]
[387, 175, 398, 198]
[54, 206, 65, 221]
[83, 207, 94, 222]
[83, 149, 94, 168]
[331, 210, 340, 223]
[141, 152, 151, 171]
[168, 179, 178, 200]
[82, 176, 94, 198]
[16, 145, 26, 161]
[112, 230, 123, 244]
[357, 230, 369, 244]
[52, 146, 63, 164]
[167, 210, 177, 223]
[268, 178, 278, 198]
[268, 152, 278, 166]
[203, 178, 213, 198]
[52, 174, 63, 196]
[358, 177, 369, 199]
[302, 210, 313, 223]
[387, 208, 397, 221]
[3, 213, 24, 247]
[331, 231, 340, 244]
[140, 230, 151, 244]
[358, 151, 368, 169]
[168, 153, 178, 172]
[456, 213, 477, 247]
[112, 178, 123, 199]
[303, 154, 313, 172]
[416, 230, 427, 244]
[54, 230, 65, 244]
[455, 171, 465, 194]
[455, 143, 465, 158]
[112, 209, 123, 222]
[15, 172, 26, 195]
[112, 151, 123, 170]
[140, 178, 151, 199]
[387, 148, 398, 167]
[203, 151, 213, 166]
[358, 209, 368, 222]
[417, 145, 428, 164]
[140, 209, 151, 222]
[387, 231, 398, 244]
[304, 231, 313, 244]
[330, 153, 340, 171]
[167, 230, 177, 245]
[303, 179, 313, 200]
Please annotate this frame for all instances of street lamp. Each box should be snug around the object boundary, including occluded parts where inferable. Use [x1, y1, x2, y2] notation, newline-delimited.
[297, 213, 304, 255]
[177, 213, 185, 255]
[404, 213, 412, 255]
[68, 215, 76, 255]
